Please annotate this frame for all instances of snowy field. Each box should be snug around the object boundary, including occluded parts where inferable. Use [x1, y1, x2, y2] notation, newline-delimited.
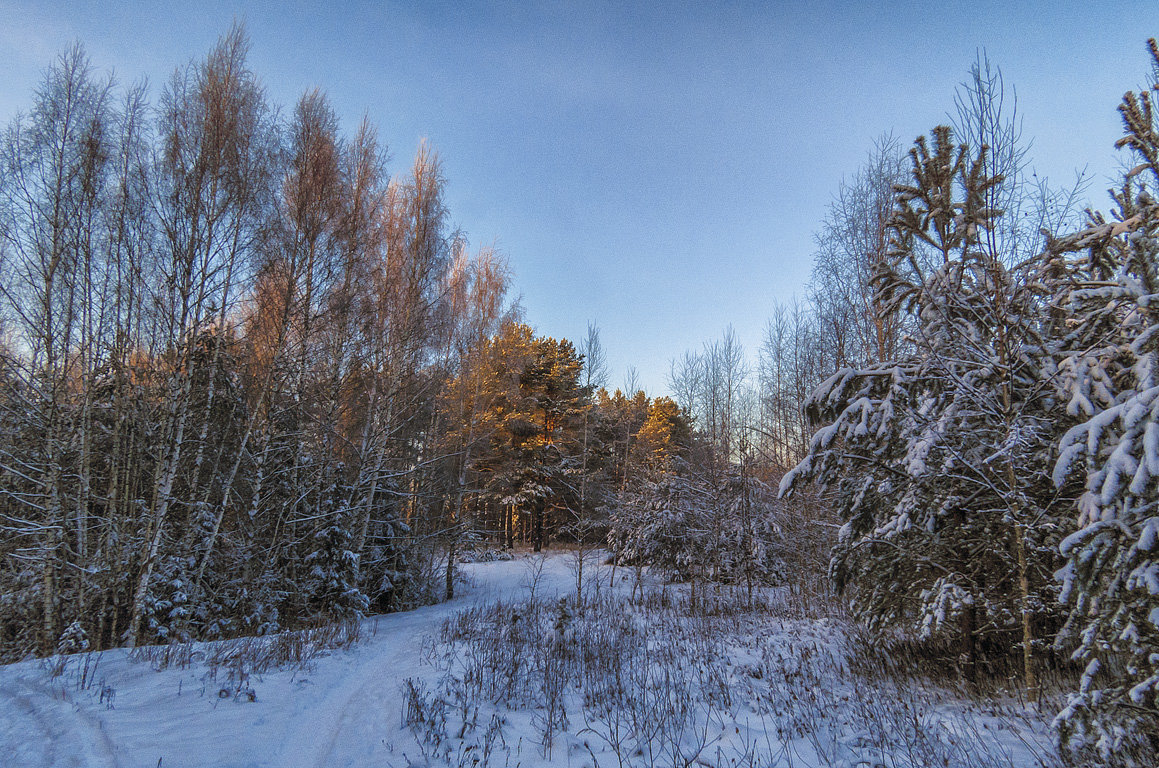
[0, 553, 1059, 768]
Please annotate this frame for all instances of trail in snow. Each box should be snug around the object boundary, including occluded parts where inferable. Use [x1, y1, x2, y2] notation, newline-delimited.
[0, 672, 121, 768]
[275, 556, 578, 768]
[0, 553, 585, 768]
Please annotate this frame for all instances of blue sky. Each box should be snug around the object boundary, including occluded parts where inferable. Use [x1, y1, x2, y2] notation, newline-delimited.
[2, 1, 1156, 393]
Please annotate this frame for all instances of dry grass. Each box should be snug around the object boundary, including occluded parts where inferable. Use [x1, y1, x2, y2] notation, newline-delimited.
[403, 582, 1061, 768]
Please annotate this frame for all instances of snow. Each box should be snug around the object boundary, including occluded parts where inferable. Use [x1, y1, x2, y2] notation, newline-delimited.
[0, 553, 1058, 768]
[0, 557, 553, 768]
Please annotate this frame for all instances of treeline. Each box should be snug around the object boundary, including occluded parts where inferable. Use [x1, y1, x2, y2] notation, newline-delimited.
[0, 27, 791, 662]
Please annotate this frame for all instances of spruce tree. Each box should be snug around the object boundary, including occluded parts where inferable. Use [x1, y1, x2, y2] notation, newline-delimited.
[782, 126, 1076, 687]
[1049, 39, 1159, 765]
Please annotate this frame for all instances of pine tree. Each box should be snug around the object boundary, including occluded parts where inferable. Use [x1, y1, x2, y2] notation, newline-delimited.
[1049, 39, 1159, 766]
[302, 489, 370, 623]
[782, 126, 1076, 687]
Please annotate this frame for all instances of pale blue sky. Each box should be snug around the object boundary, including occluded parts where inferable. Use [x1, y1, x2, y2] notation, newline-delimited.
[2, 1, 1155, 392]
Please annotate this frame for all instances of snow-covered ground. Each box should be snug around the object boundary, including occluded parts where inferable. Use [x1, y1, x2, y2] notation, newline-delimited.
[0, 555, 571, 768]
[0, 553, 1058, 768]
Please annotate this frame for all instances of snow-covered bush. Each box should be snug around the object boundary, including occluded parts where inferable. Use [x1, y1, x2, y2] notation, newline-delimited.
[299, 490, 369, 622]
[609, 458, 784, 589]
[302, 517, 369, 622]
[55, 619, 89, 655]
[608, 462, 713, 581]
[459, 548, 515, 563]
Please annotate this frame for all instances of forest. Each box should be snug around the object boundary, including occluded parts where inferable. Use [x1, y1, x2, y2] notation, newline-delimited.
[0, 23, 1157, 768]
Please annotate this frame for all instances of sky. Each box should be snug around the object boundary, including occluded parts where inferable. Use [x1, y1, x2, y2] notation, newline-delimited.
[1, 0, 1156, 394]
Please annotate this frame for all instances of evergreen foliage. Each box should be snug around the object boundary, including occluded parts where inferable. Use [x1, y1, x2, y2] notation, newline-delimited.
[608, 392, 785, 589]
[782, 125, 1078, 685]
[1048, 39, 1159, 765]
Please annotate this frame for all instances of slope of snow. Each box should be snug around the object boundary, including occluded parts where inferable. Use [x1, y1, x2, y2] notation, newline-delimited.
[0, 553, 1058, 767]
[0, 554, 577, 768]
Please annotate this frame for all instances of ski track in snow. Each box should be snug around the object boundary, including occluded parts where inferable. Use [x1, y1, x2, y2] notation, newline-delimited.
[0, 682, 59, 768]
[275, 609, 437, 768]
[277, 557, 573, 768]
[0, 673, 120, 768]
[0, 554, 575, 768]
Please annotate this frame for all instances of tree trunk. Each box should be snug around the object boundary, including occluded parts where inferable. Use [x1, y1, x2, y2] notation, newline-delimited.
[504, 505, 513, 550]
[1014, 517, 1038, 700]
[996, 309, 1038, 700]
[444, 503, 459, 602]
[126, 370, 193, 647]
[959, 600, 977, 687]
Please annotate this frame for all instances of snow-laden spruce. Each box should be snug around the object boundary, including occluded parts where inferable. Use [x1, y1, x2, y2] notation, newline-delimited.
[781, 124, 1078, 692]
[1047, 42, 1159, 765]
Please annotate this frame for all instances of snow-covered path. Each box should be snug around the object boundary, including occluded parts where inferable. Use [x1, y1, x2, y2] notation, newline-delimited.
[0, 673, 121, 768]
[0, 554, 582, 768]
[273, 556, 578, 768]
